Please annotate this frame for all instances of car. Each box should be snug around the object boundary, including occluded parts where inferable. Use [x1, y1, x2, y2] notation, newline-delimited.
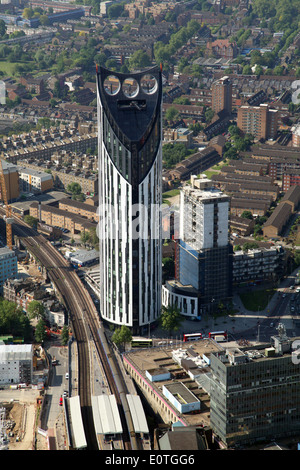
[270, 323, 274, 327]
[65, 372, 69, 379]
[59, 396, 63, 406]
[63, 391, 68, 397]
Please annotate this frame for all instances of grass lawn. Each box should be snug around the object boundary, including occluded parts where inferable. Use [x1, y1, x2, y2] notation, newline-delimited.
[0, 61, 17, 76]
[203, 170, 219, 179]
[0, 60, 38, 77]
[162, 189, 180, 198]
[239, 288, 276, 311]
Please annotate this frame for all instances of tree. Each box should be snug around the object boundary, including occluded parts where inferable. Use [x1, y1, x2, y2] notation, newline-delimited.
[111, 325, 132, 349]
[204, 108, 215, 124]
[107, 3, 124, 18]
[22, 7, 34, 19]
[241, 211, 253, 219]
[0, 299, 32, 340]
[53, 80, 68, 99]
[67, 182, 82, 196]
[27, 300, 45, 320]
[0, 20, 6, 38]
[160, 304, 183, 336]
[162, 257, 174, 279]
[87, 227, 99, 250]
[165, 106, 179, 124]
[39, 14, 50, 25]
[60, 325, 69, 346]
[24, 215, 38, 228]
[129, 50, 151, 71]
[162, 142, 191, 168]
[80, 232, 90, 244]
[35, 319, 47, 343]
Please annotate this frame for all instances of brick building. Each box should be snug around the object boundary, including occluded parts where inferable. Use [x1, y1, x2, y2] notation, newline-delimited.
[237, 104, 278, 140]
[211, 76, 232, 115]
[0, 160, 19, 202]
[18, 168, 53, 194]
[30, 202, 97, 235]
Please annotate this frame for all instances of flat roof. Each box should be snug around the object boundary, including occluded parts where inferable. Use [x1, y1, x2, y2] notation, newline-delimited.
[92, 394, 123, 435]
[0, 344, 32, 361]
[69, 249, 99, 263]
[126, 394, 149, 434]
[164, 381, 200, 404]
[69, 396, 87, 449]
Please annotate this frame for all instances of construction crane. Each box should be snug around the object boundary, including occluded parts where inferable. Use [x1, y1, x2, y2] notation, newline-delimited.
[0, 159, 13, 250]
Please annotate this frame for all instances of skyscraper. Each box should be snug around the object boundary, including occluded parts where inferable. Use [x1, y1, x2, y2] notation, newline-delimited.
[97, 66, 163, 334]
[162, 176, 232, 318]
[178, 176, 231, 309]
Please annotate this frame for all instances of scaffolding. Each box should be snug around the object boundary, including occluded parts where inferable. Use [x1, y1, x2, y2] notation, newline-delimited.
[0, 407, 9, 450]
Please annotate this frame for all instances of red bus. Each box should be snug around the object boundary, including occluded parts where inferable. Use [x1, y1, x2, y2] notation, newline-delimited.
[208, 331, 227, 341]
[183, 333, 202, 342]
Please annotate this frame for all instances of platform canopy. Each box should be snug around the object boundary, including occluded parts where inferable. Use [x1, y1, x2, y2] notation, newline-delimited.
[92, 395, 123, 435]
[126, 394, 149, 434]
[69, 396, 87, 450]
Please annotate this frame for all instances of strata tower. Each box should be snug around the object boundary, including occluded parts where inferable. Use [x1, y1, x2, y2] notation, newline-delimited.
[97, 66, 163, 334]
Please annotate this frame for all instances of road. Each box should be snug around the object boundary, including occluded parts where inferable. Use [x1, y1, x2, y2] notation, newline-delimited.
[40, 339, 70, 432]
[229, 284, 300, 344]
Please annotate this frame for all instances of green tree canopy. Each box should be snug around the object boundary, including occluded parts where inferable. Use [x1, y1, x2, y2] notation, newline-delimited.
[27, 300, 45, 320]
[241, 211, 253, 219]
[35, 319, 47, 343]
[165, 106, 179, 124]
[67, 182, 82, 196]
[160, 304, 183, 336]
[111, 325, 132, 348]
[0, 20, 6, 38]
[60, 325, 70, 346]
[0, 299, 32, 340]
[129, 49, 151, 71]
[162, 142, 194, 168]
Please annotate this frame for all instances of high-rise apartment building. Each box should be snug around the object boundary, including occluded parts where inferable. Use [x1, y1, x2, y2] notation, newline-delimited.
[0, 160, 19, 202]
[178, 176, 231, 309]
[97, 66, 162, 334]
[211, 76, 232, 115]
[237, 103, 278, 140]
[162, 176, 231, 316]
[0, 247, 18, 294]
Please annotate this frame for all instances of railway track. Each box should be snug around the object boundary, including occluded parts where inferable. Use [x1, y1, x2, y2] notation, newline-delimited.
[9, 216, 135, 449]
[12, 224, 98, 449]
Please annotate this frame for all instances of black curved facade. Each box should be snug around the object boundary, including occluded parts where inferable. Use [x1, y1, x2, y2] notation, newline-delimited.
[97, 66, 163, 333]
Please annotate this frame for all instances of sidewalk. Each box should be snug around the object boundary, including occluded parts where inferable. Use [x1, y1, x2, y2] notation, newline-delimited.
[155, 268, 300, 340]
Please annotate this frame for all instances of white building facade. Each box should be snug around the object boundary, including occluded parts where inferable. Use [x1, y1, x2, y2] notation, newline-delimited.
[97, 66, 163, 334]
[0, 344, 33, 385]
